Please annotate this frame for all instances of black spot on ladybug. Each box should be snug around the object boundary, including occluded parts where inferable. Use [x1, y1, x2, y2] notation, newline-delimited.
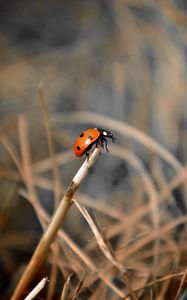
[80, 133, 84, 137]
[76, 146, 81, 150]
[88, 135, 93, 140]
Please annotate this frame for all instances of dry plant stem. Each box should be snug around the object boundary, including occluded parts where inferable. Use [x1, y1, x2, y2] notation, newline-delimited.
[124, 272, 184, 299]
[39, 87, 61, 298]
[11, 146, 102, 300]
[74, 199, 127, 273]
[72, 274, 85, 300]
[60, 274, 72, 300]
[174, 269, 187, 300]
[24, 277, 48, 300]
[39, 85, 62, 207]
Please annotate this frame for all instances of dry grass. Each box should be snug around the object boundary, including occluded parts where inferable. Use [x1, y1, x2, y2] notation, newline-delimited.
[0, 110, 186, 299]
[0, 1, 187, 300]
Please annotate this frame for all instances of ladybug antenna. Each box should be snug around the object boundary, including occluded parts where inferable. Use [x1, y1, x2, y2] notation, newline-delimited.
[112, 135, 116, 143]
[108, 131, 116, 143]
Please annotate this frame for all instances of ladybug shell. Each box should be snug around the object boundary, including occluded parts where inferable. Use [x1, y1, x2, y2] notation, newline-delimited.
[74, 128, 100, 157]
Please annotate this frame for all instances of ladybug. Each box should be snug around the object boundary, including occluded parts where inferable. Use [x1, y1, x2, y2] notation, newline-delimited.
[74, 128, 116, 157]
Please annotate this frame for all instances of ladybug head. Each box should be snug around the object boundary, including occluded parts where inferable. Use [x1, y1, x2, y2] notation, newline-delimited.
[99, 129, 116, 143]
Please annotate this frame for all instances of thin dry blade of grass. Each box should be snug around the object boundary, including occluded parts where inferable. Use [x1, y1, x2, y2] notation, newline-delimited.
[60, 273, 72, 300]
[174, 268, 187, 300]
[32, 150, 73, 174]
[39, 84, 62, 207]
[39, 86, 62, 300]
[18, 115, 47, 230]
[74, 199, 127, 273]
[124, 272, 184, 299]
[0, 132, 24, 177]
[71, 273, 85, 300]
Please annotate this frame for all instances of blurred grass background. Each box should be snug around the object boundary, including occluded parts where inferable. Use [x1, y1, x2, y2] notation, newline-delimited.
[0, 1, 187, 299]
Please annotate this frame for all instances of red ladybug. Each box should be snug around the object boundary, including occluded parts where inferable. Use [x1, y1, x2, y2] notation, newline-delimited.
[74, 128, 116, 157]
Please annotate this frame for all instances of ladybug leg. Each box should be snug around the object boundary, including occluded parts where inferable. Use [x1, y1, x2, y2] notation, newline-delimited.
[95, 142, 103, 155]
[101, 139, 104, 148]
[86, 144, 97, 160]
[99, 137, 105, 150]
[86, 152, 90, 161]
[103, 137, 109, 152]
